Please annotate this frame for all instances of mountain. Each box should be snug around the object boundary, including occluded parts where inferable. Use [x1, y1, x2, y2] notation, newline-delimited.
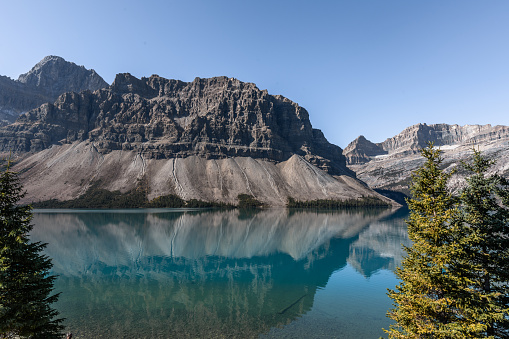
[344, 123, 509, 196]
[343, 135, 386, 165]
[0, 72, 393, 207]
[0, 56, 108, 125]
[1, 73, 353, 176]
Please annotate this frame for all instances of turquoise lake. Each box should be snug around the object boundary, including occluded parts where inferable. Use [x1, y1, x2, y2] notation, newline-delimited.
[30, 208, 410, 338]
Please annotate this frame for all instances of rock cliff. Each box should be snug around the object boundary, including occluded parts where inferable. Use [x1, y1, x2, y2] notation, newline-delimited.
[343, 135, 386, 165]
[1, 71, 394, 206]
[2, 73, 352, 176]
[344, 123, 509, 195]
[0, 56, 108, 125]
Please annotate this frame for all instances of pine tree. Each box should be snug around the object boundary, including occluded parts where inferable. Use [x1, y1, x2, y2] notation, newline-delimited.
[385, 144, 484, 338]
[459, 149, 509, 337]
[0, 159, 64, 338]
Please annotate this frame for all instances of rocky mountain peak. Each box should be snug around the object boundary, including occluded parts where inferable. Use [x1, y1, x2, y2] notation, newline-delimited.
[0, 58, 395, 207]
[17, 55, 108, 98]
[17, 55, 66, 82]
[343, 135, 387, 165]
[0, 56, 109, 126]
[110, 73, 158, 97]
[344, 123, 509, 196]
[344, 123, 509, 166]
[0, 73, 353, 177]
[344, 135, 369, 152]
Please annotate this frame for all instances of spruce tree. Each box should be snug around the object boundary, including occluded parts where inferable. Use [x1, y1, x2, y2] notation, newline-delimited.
[385, 144, 483, 338]
[0, 159, 64, 338]
[459, 149, 509, 337]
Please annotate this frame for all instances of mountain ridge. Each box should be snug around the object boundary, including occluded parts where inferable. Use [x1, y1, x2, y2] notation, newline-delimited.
[344, 123, 509, 195]
[0, 60, 394, 206]
[2, 72, 353, 177]
[0, 56, 108, 126]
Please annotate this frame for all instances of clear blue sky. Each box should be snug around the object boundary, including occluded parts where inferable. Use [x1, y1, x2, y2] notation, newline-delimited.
[1, 0, 508, 148]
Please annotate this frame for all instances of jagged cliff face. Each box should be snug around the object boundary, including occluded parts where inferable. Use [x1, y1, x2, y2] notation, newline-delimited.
[0, 56, 108, 125]
[17, 55, 108, 98]
[2, 73, 351, 176]
[0, 75, 48, 124]
[378, 123, 509, 155]
[343, 135, 386, 165]
[344, 123, 509, 195]
[344, 123, 509, 165]
[0, 71, 395, 206]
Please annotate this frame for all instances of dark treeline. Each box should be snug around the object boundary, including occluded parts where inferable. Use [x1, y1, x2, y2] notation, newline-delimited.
[32, 183, 234, 209]
[237, 194, 264, 209]
[286, 196, 391, 209]
[32, 182, 390, 210]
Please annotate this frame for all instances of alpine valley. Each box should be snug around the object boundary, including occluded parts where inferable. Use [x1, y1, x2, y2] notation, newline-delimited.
[0, 56, 393, 207]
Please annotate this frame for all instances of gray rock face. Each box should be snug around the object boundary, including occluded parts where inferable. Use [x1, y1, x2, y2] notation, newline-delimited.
[344, 123, 509, 195]
[1, 72, 396, 206]
[377, 123, 509, 154]
[343, 135, 386, 165]
[17, 55, 108, 98]
[2, 73, 352, 176]
[0, 56, 108, 125]
[0, 75, 48, 124]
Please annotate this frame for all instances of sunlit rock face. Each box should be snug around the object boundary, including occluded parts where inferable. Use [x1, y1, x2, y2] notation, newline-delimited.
[343, 135, 387, 165]
[1, 73, 350, 176]
[30, 208, 409, 338]
[0, 56, 108, 126]
[0, 70, 399, 206]
[344, 123, 509, 195]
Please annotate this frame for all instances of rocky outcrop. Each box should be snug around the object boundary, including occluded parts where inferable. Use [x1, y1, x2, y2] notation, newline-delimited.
[2, 73, 352, 177]
[343, 135, 386, 165]
[0, 56, 108, 125]
[345, 123, 509, 163]
[344, 123, 509, 195]
[376, 123, 509, 154]
[0, 71, 398, 206]
[0, 75, 48, 125]
[17, 56, 108, 98]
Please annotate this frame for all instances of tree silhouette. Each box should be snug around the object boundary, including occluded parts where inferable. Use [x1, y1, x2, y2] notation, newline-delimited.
[0, 158, 64, 338]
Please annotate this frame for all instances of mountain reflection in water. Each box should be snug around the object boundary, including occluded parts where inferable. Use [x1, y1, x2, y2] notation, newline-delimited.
[31, 208, 409, 338]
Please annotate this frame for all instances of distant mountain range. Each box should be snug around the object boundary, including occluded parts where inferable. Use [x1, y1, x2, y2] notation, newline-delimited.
[3, 56, 502, 207]
[343, 123, 509, 198]
[0, 56, 392, 207]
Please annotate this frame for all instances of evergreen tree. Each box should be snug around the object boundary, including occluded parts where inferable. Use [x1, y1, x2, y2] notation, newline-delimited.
[385, 144, 483, 338]
[0, 159, 64, 338]
[459, 149, 509, 337]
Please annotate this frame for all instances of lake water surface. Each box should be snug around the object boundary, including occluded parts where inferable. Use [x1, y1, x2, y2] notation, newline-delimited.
[31, 208, 410, 338]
